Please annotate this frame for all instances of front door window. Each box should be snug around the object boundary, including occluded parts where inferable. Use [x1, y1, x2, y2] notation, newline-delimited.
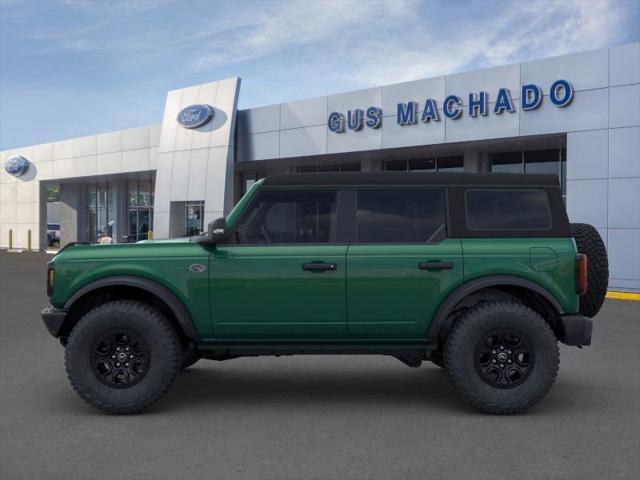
[235, 190, 337, 244]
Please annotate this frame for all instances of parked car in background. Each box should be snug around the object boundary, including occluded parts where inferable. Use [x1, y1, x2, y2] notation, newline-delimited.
[46, 223, 60, 246]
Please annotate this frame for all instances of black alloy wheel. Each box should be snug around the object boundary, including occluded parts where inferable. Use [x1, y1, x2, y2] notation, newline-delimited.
[444, 300, 559, 414]
[91, 330, 150, 388]
[474, 329, 534, 388]
[65, 300, 181, 414]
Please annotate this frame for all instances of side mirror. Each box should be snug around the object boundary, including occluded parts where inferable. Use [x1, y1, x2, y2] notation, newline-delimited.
[207, 217, 227, 244]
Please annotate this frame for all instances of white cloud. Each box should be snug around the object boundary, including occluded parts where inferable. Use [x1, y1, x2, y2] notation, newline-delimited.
[321, 0, 626, 89]
[182, 0, 631, 99]
[8, 0, 629, 81]
[188, 1, 413, 71]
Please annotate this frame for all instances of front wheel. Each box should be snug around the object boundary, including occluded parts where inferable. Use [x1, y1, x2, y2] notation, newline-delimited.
[65, 300, 181, 414]
[444, 301, 559, 414]
[180, 347, 200, 370]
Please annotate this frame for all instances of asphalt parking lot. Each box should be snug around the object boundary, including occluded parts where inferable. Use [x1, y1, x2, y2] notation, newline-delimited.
[1, 251, 639, 480]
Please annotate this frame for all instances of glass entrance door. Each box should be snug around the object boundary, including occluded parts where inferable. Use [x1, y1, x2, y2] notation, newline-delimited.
[126, 178, 155, 242]
[87, 182, 112, 243]
[185, 202, 204, 237]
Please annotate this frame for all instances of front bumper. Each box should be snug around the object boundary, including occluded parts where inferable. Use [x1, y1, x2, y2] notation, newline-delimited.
[559, 314, 593, 346]
[41, 306, 68, 338]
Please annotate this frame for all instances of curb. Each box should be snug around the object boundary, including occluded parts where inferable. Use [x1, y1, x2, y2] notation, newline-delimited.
[606, 291, 640, 301]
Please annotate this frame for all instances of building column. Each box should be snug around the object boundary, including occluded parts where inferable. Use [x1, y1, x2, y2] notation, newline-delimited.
[169, 201, 186, 237]
[38, 182, 48, 251]
[360, 158, 380, 172]
[464, 151, 491, 173]
[59, 183, 86, 247]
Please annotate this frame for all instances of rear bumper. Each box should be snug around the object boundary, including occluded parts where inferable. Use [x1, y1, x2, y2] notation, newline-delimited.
[559, 314, 593, 346]
[41, 306, 68, 338]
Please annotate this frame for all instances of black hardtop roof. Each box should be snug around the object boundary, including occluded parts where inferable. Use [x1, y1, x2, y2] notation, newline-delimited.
[262, 172, 561, 188]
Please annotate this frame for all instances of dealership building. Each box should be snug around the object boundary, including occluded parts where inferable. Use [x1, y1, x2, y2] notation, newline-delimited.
[1, 42, 639, 291]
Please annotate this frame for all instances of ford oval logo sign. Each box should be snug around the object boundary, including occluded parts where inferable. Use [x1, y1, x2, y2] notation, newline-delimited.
[4, 156, 30, 177]
[177, 104, 214, 129]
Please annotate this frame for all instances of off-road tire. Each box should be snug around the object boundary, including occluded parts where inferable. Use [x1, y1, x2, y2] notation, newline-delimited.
[430, 351, 445, 368]
[181, 348, 200, 370]
[571, 223, 608, 318]
[444, 301, 559, 415]
[65, 300, 181, 414]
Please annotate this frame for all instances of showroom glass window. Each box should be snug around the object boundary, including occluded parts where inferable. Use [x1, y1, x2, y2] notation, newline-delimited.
[296, 163, 361, 173]
[87, 182, 112, 243]
[235, 190, 337, 244]
[356, 189, 445, 243]
[127, 178, 155, 242]
[241, 172, 265, 197]
[491, 149, 567, 199]
[383, 156, 463, 172]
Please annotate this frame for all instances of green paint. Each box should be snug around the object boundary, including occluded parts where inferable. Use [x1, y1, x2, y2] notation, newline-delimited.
[49, 182, 580, 348]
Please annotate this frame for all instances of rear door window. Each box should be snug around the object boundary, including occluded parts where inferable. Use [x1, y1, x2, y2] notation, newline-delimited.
[465, 189, 551, 231]
[356, 189, 445, 243]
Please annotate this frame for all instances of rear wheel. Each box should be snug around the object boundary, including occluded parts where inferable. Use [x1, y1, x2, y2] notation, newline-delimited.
[65, 300, 181, 414]
[571, 223, 608, 317]
[444, 301, 559, 414]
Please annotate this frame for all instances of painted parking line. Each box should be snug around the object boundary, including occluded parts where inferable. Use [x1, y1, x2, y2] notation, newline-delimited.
[606, 291, 640, 301]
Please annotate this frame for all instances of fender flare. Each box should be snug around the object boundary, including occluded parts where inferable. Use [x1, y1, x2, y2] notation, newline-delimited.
[426, 275, 563, 344]
[64, 275, 199, 340]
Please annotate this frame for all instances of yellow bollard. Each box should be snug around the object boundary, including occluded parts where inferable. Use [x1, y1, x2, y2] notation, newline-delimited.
[147, 230, 153, 240]
[8, 229, 12, 250]
[28, 229, 32, 252]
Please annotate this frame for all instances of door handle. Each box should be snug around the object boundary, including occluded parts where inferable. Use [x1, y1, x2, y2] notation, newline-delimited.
[302, 262, 337, 272]
[418, 261, 454, 270]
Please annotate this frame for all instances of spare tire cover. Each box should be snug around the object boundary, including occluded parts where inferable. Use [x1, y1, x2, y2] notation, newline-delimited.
[571, 223, 609, 317]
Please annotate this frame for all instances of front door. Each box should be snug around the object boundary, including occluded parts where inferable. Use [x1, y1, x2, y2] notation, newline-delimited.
[346, 188, 463, 340]
[211, 189, 347, 340]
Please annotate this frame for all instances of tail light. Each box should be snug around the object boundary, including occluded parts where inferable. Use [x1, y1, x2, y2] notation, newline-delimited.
[576, 254, 588, 295]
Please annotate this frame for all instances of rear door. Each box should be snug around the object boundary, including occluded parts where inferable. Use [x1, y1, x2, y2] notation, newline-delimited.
[210, 188, 347, 340]
[346, 188, 463, 340]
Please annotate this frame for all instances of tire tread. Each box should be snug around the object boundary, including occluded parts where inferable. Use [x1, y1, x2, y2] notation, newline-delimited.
[444, 301, 559, 415]
[571, 223, 608, 318]
[65, 300, 181, 415]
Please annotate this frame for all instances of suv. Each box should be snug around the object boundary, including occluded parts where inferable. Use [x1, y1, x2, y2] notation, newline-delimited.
[42, 172, 608, 415]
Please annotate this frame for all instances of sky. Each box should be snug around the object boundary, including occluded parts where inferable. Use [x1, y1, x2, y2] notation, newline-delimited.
[1, 0, 639, 150]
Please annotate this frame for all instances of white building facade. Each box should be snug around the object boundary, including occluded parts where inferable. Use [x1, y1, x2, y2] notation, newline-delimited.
[1, 43, 639, 291]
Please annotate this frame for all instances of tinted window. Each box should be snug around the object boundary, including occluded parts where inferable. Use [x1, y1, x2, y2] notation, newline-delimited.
[437, 156, 464, 172]
[236, 190, 336, 244]
[491, 151, 523, 173]
[356, 189, 445, 243]
[466, 189, 551, 230]
[524, 149, 560, 175]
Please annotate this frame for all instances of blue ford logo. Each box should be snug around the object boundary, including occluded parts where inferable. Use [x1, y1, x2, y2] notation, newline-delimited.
[5, 156, 30, 177]
[177, 104, 214, 129]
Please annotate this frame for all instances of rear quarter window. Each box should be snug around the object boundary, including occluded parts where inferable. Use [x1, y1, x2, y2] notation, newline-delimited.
[465, 189, 551, 231]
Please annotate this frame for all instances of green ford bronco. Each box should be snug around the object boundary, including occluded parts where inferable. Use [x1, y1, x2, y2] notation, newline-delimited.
[42, 172, 608, 415]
